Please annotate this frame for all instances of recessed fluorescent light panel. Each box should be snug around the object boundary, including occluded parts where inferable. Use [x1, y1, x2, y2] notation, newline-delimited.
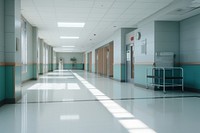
[62, 46, 75, 48]
[58, 22, 85, 27]
[60, 36, 79, 39]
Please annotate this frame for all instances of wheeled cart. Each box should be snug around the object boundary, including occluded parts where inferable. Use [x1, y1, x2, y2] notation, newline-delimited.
[146, 67, 184, 93]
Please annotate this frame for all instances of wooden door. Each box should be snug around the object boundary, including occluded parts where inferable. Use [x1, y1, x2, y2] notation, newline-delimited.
[109, 42, 114, 77]
[89, 52, 92, 72]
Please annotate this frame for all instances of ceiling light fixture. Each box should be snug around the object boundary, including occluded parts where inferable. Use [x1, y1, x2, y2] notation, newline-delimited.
[58, 22, 85, 27]
[60, 36, 79, 39]
[61, 46, 75, 48]
[59, 51, 73, 52]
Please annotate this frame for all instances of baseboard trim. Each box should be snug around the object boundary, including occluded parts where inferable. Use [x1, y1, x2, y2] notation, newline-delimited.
[22, 78, 37, 84]
[113, 78, 126, 82]
[0, 96, 22, 107]
[5, 98, 16, 104]
[0, 99, 6, 107]
[184, 87, 200, 93]
[134, 83, 147, 89]
[134, 83, 200, 93]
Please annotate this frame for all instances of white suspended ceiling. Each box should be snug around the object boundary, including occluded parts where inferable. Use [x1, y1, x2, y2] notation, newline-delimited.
[21, 0, 174, 52]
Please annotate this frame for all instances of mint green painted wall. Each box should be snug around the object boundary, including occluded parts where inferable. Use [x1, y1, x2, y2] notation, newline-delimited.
[39, 64, 44, 74]
[134, 64, 152, 85]
[33, 64, 37, 78]
[22, 65, 33, 81]
[114, 64, 121, 81]
[0, 0, 5, 101]
[180, 14, 200, 90]
[15, 66, 21, 100]
[114, 64, 126, 81]
[155, 21, 180, 64]
[48, 64, 52, 71]
[121, 64, 126, 81]
[63, 64, 84, 70]
[181, 65, 200, 90]
[92, 64, 95, 73]
[5, 66, 14, 99]
[0, 66, 5, 101]
[53, 64, 57, 70]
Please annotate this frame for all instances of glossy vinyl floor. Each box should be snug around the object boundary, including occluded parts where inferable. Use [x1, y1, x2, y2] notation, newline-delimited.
[0, 70, 200, 133]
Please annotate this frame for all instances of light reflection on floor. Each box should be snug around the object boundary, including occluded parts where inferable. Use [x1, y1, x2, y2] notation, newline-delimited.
[28, 83, 81, 90]
[73, 73, 157, 133]
[1, 70, 200, 133]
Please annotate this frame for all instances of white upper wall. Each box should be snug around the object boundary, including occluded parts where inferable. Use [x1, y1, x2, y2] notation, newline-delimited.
[180, 14, 200, 63]
[134, 21, 155, 64]
[86, 29, 122, 64]
[0, 0, 4, 63]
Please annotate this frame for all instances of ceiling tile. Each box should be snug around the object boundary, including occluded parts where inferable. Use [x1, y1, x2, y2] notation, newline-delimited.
[21, 0, 174, 52]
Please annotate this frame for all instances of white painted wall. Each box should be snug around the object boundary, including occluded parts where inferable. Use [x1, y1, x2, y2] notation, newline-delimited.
[134, 21, 155, 64]
[155, 21, 180, 64]
[0, 0, 4, 63]
[180, 14, 200, 63]
[86, 29, 122, 65]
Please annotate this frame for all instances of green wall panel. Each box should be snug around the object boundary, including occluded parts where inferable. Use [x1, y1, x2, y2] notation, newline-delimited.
[0, 66, 5, 101]
[63, 63, 84, 70]
[134, 64, 152, 86]
[114, 64, 126, 81]
[114, 64, 121, 81]
[5, 66, 14, 99]
[92, 64, 95, 73]
[33, 64, 37, 78]
[22, 64, 33, 81]
[48, 64, 52, 71]
[181, 65, 200, 90]
[121, 64, 126, 81]
[15, 66, 21, 100]
[39, 64, 43, 74]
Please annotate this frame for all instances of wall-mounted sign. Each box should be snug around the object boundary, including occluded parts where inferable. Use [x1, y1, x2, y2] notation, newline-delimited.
[141, 39, 147, 54]
[127, 50, 131, 61]
[130, 36, 134, 41]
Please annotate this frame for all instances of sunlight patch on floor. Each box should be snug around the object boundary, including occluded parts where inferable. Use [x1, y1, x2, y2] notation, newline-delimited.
[73, 73, 157, 133]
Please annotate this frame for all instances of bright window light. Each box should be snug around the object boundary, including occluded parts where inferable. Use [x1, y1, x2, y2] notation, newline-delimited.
[60, 36, 79, 39]
[62, 46, 75, 48]
[59, 51, 73, 53]
[58, 22, 85, 27]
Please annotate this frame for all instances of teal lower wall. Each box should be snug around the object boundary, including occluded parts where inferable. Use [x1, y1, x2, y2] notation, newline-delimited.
[15, 66, 21, 100]
[39, 64, 43, 74]
[114, 64, 126, 81]
[33, 64, 38, 79]
[48, 64, 52, 71]
[5, 66, 14, 99]
[87, 63, 89, 71]
[92, 64, 95, 73]
[121, 64, 126, 81]
[63, 63, 84, 70]
[114, 64, 121, 81]
[134, 64, 153, 86]
[0, 66, 5, 101]
[53, 64, 57, 70]
[22, 64, 34, 81]
[181, 65, 200, 90]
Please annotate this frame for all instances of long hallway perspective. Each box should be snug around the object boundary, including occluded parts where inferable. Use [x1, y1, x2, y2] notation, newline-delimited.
[0, 70, 200, 133]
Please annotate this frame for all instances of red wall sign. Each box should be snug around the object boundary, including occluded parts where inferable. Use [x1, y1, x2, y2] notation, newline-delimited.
[130, 36, 134, 41]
